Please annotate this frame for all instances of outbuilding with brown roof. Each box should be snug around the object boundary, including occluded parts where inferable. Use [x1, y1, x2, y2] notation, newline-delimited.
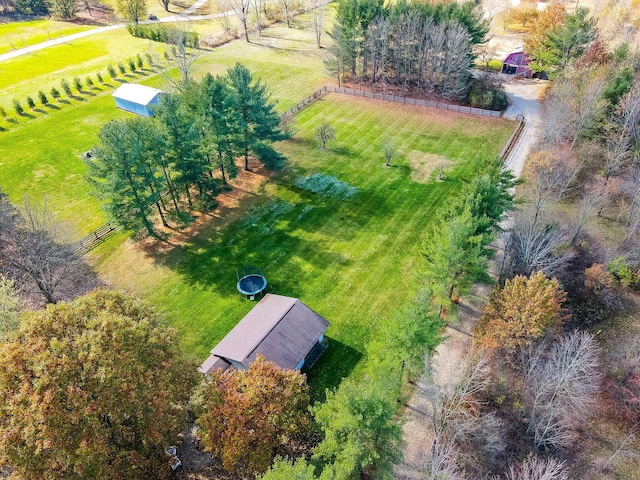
[198, 294, 329, 374]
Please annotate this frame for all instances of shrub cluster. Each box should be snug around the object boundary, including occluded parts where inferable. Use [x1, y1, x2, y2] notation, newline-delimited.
[126, 24, 199, 48]
[467, 74, 508, 111]
[294, 173, 358, 199]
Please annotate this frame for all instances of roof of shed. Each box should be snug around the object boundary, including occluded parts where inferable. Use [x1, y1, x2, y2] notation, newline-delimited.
[209, 294, 330, 370]
[112, 83, 163, 105]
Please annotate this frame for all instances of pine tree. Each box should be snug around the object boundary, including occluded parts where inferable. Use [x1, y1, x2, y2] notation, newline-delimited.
[225, 63, 285, 171]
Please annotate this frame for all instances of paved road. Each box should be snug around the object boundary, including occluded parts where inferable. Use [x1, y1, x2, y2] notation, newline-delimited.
[0, 0, 220, 63]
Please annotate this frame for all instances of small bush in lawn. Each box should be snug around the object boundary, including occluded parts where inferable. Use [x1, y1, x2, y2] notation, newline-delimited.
[26, 96, 35, 110]
[50, 87, 61, 100]
[163, 51, 170, 61]
[97, 72, 104, 84]
[12, 99, 23, 115]
[128, 58, 136, 73]
[136, 53, 143, 68]
[73, 76, 83, 92]
[86, 76, 94, 89]
[108, 64, 117, 79]
[61, 79, 72, 96]
[38, 90, 48, 105]
[0, 106, 6, 119]
[145, 52, 154, 67]
[118, 63, 126, 75]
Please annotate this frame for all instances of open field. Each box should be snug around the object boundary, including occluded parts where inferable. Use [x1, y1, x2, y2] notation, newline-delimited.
[95, 94, 514, 397]
[0, 21, 227, 110]
[0, 15, 333, 233]
[0, 9, 513, 398]
[0, 20, 95, 55]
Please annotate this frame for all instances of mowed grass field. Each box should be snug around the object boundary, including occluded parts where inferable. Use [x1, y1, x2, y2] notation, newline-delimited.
[0, 10, 514, 397]
[0, 20, 95, 55]
[95, 94, 514, 397]
[0, 14, 333, 233]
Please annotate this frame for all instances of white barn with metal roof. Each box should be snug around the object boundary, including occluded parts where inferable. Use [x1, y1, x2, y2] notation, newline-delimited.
[112, 83, 163, 117]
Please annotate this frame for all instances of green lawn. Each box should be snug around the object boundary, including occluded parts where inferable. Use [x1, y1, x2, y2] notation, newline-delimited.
[0, 16, 333, 234]
[95, 94, 514, 398]
[0, 8, 513, 399]
[0, 20, 95, 55]
[0, 20, 231, 116]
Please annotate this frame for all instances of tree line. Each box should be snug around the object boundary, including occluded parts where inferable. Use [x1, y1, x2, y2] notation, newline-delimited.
[410, 8, 640, 478]
[86, 63, 285, 238]
[256, 157, 516, 479]
[329, 0, 489, 101]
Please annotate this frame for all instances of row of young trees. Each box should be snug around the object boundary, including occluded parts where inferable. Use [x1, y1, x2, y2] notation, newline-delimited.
[329, 0, 489, 99]
[86, 63, 285, 237]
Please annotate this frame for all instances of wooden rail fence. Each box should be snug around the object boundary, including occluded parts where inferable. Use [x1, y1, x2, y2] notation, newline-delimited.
[283, 85, 503, 118]
[70, 223, 120, 256]
[499, 113, 525, 161]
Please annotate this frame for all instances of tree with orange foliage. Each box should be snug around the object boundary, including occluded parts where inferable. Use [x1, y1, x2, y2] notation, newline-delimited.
[198, 356, 310, 474]
[523, 2, 565, 74]
[0, 290, 197, 480]
[475, 271, 569, 351]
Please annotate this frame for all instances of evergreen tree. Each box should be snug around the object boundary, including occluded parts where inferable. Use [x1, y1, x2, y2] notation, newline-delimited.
[197, 74, 241, 182]
[87, 119, 165, 236]
[155, 92, 214, 206]
[225, 63, 285, 171]
[312, 376, 402, 480]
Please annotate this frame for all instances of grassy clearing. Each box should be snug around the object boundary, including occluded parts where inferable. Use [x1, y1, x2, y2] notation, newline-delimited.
[96, 94, 514, 398]
[0, 15, 333, 234]
[0, 8, 513, 399]
[0, 20, 94, 55]
[0, 17, 232, 117]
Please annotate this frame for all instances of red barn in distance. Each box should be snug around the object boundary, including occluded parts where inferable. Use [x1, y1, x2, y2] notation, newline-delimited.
[501, 47, 533, 78]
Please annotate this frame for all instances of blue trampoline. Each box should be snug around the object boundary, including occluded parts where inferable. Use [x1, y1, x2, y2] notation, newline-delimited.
[237, 266, 267, 300]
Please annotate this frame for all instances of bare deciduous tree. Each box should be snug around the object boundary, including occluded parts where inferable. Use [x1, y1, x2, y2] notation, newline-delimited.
[252, 0, 263, 36]
[539, 82, 575, 147]
[568, 71, 607, 150]
[524, 331, 601, 451]
[506, 457, 568, 480]
[316, 122, 335, 150]
[411, 349, 503, 478]
[505, 213, 575, 278]
[570, 181, 609, 245]
[161, 20, 203, 89]
[278, 0, 294, 28]
[226, 0, 251, 42]
[0, 197, 98, 305]
[312, 0, 325, 48]
[440, 24, 472, 101]
[419, 439, 466, 480]
[521, 149, 579, 226]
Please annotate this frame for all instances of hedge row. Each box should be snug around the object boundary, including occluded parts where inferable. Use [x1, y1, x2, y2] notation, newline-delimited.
[126, 23, 199, 48]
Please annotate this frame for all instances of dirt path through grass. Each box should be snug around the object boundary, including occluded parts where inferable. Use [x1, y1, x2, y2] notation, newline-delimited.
[397, 78, 545, 476]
